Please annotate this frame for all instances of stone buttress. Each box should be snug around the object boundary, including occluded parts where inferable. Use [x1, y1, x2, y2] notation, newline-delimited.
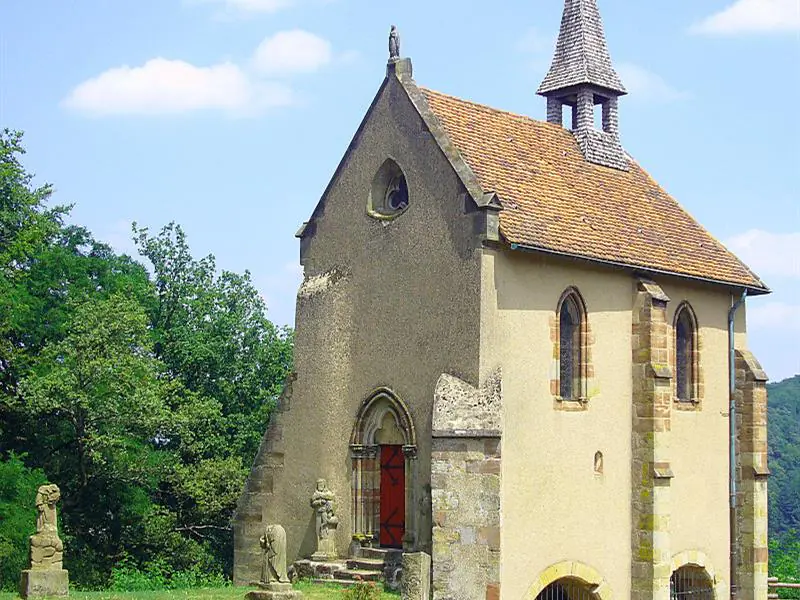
[734, 350, 769, 600]
[631, 279, 673, 600]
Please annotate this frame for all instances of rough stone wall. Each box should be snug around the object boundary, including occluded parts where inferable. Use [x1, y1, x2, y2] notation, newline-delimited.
[631, 279, 673, 600]
[431, 372, 501, 600]
[234, 62, 485, 583]
[734, 349, 769, 600]
[233, 374, 297, 585]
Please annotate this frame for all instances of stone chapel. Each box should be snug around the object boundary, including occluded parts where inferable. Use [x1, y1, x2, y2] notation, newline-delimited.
[234, 1, 771, 599]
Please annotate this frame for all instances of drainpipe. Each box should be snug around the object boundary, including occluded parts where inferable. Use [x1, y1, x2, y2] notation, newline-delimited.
[729, 289, 747, 600]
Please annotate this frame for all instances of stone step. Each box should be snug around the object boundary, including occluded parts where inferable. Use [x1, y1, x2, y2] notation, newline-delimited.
[345, 557, 385, 571]
[311, 578, 360, 588]
[360, 547, 403, 563]
[333, 568, 384, 582]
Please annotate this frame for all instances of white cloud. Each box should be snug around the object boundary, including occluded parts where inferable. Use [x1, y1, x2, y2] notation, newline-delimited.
[726, 230, 800, 278]
[748, 302, 800, 331]
[252, 30, 332, 75]
[186, 0, 294, 14]
[691, 0, 800, 35]
[62, 58, 294, 117]
[616, 63, 689, 102]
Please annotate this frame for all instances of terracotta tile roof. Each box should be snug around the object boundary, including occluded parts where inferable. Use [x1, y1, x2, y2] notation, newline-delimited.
[421, 88, 767, 292]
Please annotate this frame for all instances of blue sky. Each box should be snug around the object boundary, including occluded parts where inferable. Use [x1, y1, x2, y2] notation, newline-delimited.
[1, 0, 798, 381]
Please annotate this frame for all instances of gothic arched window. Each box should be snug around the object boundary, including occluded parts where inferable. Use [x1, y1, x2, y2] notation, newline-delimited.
[368, 159, 410, 219]
[675, 303, 698, 403]
[558, 289, 586, 400]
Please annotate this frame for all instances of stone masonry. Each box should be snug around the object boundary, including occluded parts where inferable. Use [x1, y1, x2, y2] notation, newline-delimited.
[631, 279, 673, 600]
[234, 373, 297, 585]
[734, 350, 769, 600]
[430, 371, 501, 600]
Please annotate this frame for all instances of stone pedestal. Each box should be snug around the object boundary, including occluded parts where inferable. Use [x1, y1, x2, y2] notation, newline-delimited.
[310, 537, 337, 562]
[245, 582, 303, 600]
[402, 552, 431, 600]
[19, 569, 69, 598]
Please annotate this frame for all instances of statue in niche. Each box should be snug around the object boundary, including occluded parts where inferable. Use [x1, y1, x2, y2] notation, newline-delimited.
[260, 524, 289, 584]
[310, 479, 338, 560]
[30, 484, 64, 569]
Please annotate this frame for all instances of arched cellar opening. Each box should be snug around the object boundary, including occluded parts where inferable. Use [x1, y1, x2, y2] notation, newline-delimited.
[670, 565, 715, 600]
[350, 388, 417, 550]
[535, 578, 600, 600]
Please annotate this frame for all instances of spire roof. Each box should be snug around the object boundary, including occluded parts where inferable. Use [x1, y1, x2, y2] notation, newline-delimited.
[537, 0, 626, 96]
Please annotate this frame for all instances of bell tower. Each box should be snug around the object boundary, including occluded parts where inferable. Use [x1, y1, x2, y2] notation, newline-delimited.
[538, 0, 629, 170]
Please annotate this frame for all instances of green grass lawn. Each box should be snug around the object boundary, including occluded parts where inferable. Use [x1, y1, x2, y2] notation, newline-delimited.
[0, 583, 399, 600]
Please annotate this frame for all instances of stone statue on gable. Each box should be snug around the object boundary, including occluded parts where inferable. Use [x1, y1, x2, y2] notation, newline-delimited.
[389, 25, 400, 60]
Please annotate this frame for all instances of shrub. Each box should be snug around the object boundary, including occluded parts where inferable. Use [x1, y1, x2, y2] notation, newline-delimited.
[108, 556, 228, 591]
[341, 577, 382, 600]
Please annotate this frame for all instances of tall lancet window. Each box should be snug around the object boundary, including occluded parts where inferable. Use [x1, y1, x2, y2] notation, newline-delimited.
[675, 304, 697, 402]
[559, 290, 584, 400]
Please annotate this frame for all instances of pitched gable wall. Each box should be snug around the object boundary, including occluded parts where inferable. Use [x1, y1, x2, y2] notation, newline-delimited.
[235, 73, 484, 577]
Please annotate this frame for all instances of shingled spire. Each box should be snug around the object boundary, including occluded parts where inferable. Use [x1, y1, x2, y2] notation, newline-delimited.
[538, 0, 629, 170]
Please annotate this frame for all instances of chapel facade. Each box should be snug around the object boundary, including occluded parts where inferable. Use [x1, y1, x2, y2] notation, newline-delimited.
[234, 2, 770, 599]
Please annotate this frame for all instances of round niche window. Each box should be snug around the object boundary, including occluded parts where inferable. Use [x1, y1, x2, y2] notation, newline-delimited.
[369, 159, 410, 219]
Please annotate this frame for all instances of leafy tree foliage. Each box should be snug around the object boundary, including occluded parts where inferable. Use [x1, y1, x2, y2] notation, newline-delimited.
[769, 375, 800, 536]
[0, 131, 293, 589]
[0, 454, 48, 590]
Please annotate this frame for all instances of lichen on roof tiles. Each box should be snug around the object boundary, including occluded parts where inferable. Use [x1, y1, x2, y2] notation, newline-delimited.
[420, 87, 767, 292]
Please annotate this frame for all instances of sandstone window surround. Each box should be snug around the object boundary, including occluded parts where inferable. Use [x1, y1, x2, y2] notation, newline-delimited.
[672, 302, 702, 409]
[550, 287, 593, 410]
[367, 158, 410, 220]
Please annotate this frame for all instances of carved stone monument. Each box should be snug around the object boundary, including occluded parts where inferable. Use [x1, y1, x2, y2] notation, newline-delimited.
[389, 25, 400, 60]
[245, 524, 302, 600]
[309, 479, 338, 561]
[19, 484, 69, 598]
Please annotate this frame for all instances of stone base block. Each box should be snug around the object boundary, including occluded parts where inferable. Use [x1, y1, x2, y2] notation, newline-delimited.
[19, 569, 69, 598]
[245, 588, 303, 600]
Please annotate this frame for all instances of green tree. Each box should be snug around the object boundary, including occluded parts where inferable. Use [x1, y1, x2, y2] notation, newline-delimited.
[133, 223, 293, 573]
[0, 454, 48, 590]
[1, 131, 293, 587]
[18, 294, 167, 586]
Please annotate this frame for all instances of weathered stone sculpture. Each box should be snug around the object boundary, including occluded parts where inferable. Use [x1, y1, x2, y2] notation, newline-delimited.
[260, 524, 289, 584]
[389, 25, 400, 60]
[310, 479, 338, 560]
[19, 484, 69, 598]
[245, 524, 302, 600]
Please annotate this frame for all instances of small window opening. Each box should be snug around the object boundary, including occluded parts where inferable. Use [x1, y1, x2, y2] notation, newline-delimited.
[559, 294, 582, 399]
[670, 566, 714, 600]
[593, 101, 602, 130]
[675, 306, 696, 402]
[536, 579, 599, 600]
[563, 104, 575, 130]
[368, 159, 410, 219]
[594, 451, 603, 475]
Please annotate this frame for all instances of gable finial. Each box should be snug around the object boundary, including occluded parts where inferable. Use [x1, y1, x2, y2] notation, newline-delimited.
[388, 25, 400, 61]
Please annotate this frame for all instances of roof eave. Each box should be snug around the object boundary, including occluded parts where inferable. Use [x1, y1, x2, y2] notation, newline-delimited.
[507, 241, 771, 296]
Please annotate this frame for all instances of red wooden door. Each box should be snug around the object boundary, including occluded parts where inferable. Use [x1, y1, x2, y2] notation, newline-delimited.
[379, 445, 405, 548]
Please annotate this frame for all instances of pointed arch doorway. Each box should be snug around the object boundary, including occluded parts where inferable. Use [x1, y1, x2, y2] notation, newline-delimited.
[350, 388, 417, 550]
